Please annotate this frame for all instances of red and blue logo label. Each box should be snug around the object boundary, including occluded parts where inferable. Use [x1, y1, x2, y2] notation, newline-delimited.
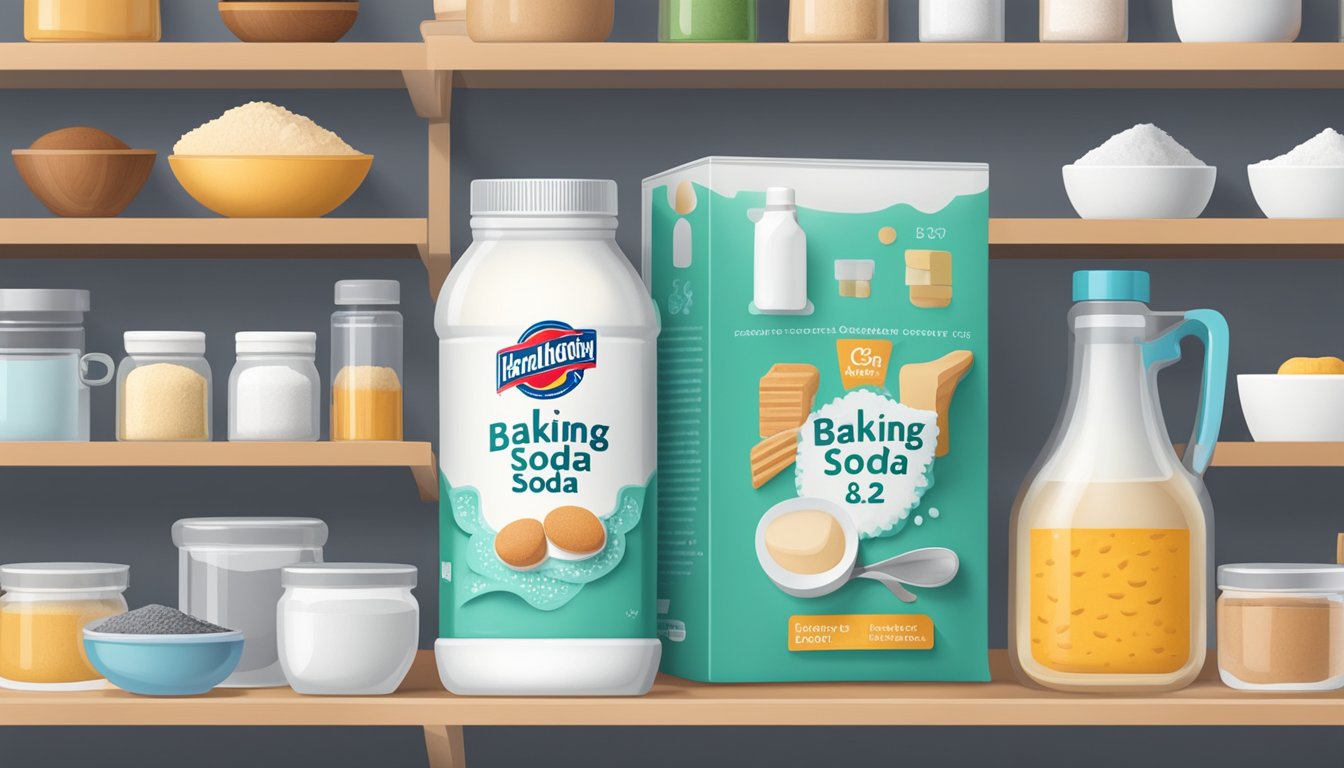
[497, 321, 598, 400]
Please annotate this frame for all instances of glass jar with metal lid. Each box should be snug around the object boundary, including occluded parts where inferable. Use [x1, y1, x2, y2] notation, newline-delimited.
[0, 563, 129, 690]
[1218, 563, 1344, 691]
[117, 331, 212, 441]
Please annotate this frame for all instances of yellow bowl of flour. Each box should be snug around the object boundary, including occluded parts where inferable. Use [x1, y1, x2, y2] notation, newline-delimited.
[169, 154, 373, 218]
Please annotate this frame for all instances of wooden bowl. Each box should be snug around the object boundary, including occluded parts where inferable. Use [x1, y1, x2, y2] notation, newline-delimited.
[12, 150, 157, 217]
[219, 1, 359, 43]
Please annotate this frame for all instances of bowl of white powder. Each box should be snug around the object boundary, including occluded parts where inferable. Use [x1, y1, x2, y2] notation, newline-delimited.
[1250, 129, 1344, 219]
[1063, 124, 1216, 220]
[170, 101, 372, 218]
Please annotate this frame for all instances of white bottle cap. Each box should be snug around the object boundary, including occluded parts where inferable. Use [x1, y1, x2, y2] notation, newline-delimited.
[471, 179, 618, 217]
[766, 187, 796, 207]
[124, 331, 206, 356]
[335, 280, 400, 306]
[236, 332, 317, 356]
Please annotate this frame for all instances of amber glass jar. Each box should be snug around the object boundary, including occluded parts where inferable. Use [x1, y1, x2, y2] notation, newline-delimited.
[24, 0, 161, 42]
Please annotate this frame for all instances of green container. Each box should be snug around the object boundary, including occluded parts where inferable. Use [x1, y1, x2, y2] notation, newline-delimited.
[659, 0, 757, 42]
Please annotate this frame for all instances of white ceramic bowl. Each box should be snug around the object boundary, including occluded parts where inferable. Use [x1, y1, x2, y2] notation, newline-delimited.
[1063, 165, 1217, 219]
[1239, 374, 1344, 441]
[1248, 165, 1344, 219]
[1173, 0, 1300, 42]
[754, 496, 858, 599]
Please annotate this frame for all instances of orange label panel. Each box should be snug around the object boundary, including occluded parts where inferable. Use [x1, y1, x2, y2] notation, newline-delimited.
[788, 614, 934, 651]
[836, 339, 893, 390]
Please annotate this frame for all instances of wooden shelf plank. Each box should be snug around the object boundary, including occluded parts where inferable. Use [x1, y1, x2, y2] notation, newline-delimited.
[991, 219, 1344, 259]
[427, 40, 1344, 90]
[0, 218, 427, 259]
[0, 650, 1339, 727]
[1209, 442, 1344, 468]
[0, 43, 425, 89]
[0, 442, 438, 501]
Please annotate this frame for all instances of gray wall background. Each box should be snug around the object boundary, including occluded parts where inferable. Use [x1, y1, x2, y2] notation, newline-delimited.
[3, 0, 1344, 765]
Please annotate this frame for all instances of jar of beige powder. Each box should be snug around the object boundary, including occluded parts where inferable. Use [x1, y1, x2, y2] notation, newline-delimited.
[117, 332, 212, 442]
[789, 0, 890, 43]
[1217, 563, 1344, 692]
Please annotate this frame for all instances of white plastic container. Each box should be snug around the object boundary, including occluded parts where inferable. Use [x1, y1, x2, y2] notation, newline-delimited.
[0, 563, 128, 691]
[117, 331, 211, 442]
[173, 518, 327, 688]
[1040, 0, 1127, 42]
[753, 187, 809, 313]
[435, 179, 661, 696]
[279, 563, 419, 696]
[228, 332, 320, 442]
[919, 0, 1005, 42]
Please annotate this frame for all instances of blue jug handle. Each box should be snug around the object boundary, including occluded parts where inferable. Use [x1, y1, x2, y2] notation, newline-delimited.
[1142, 309, 1229, 476]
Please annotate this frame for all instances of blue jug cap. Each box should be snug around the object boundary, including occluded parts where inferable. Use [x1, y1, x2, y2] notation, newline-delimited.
[1073, 271, 1151, 303]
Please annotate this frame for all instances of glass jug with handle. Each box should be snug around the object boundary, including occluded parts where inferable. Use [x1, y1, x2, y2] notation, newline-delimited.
[1009, 271, 1229, 693]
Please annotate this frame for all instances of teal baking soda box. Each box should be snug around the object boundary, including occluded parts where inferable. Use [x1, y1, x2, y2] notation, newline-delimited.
[643, 158, 990, 682]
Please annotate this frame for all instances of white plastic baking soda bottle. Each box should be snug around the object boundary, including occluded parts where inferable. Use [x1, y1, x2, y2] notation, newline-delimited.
[753, 186, 808, 313]
[434, 179, 661, 696]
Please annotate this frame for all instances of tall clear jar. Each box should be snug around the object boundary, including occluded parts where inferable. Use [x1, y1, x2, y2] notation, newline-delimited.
[117, 331, 212, 442]
[1040, 0, 1128, 42]
[660, 0, 757, 42]
[331, 280, 403, 442]
[920, 0, 1005, 42]
[0, 563, 128, 691]
[229, 332, 320, 442]
[789, 0, 889, 42]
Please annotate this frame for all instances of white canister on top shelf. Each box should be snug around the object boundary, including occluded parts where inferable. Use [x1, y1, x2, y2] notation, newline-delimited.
[920, 0, 1005, 42]
[1040, 0, 1127, 42]
[228, 332, 320, 442]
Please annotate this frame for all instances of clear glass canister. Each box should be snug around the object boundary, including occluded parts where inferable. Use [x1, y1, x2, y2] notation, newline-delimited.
[0, 563, 128, 690]
[790, 0, 889, 42]
[174, 517, 328, 688]
[1040, 0, 1128, 42]
[229, 332, 320, 442]
[117, 331, 211, 441]
[24, 0, 161, 41]
[660, 0, 758, 42]
[279, 563, 419, 696]
[0, 289, 113, 442]
[331, 280, 403, 442]
[1217, 564, 1344, 692]
[920, 0, 1005, 42]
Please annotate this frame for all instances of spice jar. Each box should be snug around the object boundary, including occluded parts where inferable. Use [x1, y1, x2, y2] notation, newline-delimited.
[1217, 564, 1344, 692]
[331, 280, 403, 442]
[920, 0, 1005, 42]
[0, 563, 128, 691]
[117, 331, 211, 442]
[24, 0, 161, 42]
[660, 0, 758, 42]
[278, 563, 419, 696]
[228, 332, 320, 442]
[1040, 0, 1128, 42]
[467, 0, 614, 42]
[790, 0, 889, 42]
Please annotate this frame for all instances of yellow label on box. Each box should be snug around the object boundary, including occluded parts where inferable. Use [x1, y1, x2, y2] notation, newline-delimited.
[788, 614, 934, 651]
[836, 339, 893, 390]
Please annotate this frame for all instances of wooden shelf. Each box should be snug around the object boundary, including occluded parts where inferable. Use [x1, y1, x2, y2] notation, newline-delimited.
[0, 43, 425, 89]
[990, 219, 1344, 259]
[0, 650, 1338, 728]
[0, 218, 427, 259]
[426, 40, 1344, 90]
[1209, 442, 1344, 468]
[0, 442, 438, 501]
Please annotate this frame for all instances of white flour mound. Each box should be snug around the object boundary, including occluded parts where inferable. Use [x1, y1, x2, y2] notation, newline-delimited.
[1256, 129, 1344, 167]
[175, 101, 360, 156]
[1074, 123, 1206, 167]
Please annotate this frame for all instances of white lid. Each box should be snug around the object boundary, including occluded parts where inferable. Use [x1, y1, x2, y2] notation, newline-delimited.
[124, 331, 206, 356]
[0, 562, 128, 592]
[765, 187, 796, 207]
[0, 289, 89, 313]
[1218, 563, 1344, 593]
[236, 332, 317, 356]
[834, 260, 875, 280]
[471, 179, 618, 217]
[172, 517, 329, 549]
[335, 280, 400, 306]
[282, 562, 417, 589]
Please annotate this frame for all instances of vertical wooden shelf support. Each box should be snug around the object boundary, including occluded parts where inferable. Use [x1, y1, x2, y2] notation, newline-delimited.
[405, 66, 455, 300]
[424, 725, 468, 768]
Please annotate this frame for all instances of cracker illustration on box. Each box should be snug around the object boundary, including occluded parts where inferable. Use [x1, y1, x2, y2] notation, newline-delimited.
[906, 249, 953, 308]
[759, 363, 820, 437]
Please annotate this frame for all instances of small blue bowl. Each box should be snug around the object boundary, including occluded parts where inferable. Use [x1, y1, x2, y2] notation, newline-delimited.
[83, 620, 244, 697]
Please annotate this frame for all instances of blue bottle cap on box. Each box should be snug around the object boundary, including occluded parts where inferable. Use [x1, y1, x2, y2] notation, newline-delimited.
[1073, 270, 1151, 303]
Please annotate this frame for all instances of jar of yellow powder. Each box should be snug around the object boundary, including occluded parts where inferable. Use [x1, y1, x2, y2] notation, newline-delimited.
[117, 331, 212, 441]
[331, 281, 403, 441]
[0, 563, 128, 690]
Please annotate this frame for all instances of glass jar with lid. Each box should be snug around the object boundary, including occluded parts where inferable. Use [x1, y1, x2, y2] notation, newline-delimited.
[0, 563, 129, 690]
[278, 563, 419, 695]
[920, 0, 1005, 42]
[24, 0, 161, 41]
[229, 332, 320, 442]
[1218, 563, 1344, 692]
[660, 0, 758, 42]
[790, 0, 889, 42]
[331, 280, 403, 441]
[117, 331, 212, 441]
[1040, 0, 1128, 42]
[0, 289, 113, 441]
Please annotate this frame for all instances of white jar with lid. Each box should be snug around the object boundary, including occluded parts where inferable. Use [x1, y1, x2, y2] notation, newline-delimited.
[278, 563, 419, 696]
[117, 331, 211, 441]
[920, 0, 1005, 42]
[1217, 563, 1344, 692]
[229, 332, 320, 442]
[1040, 0, 1127, 42]
[0, 563, 129, 691]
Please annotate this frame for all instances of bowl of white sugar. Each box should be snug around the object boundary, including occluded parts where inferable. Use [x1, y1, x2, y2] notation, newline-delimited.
[1250, 129, 1344, 219]
[1063, 124, 1216, 220]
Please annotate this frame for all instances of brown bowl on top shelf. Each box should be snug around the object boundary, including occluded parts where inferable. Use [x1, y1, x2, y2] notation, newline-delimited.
[12, 127, 156, 218]
[219, 1, 359, 43]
